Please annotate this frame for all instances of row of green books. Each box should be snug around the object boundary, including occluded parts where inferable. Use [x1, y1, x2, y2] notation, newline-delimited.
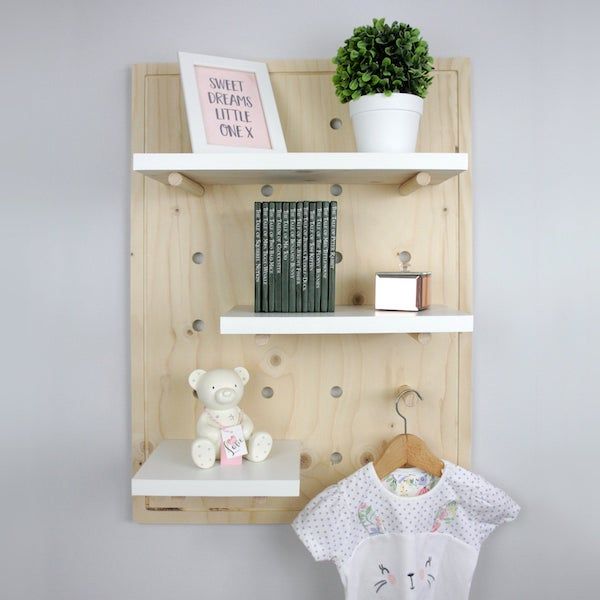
[254, 201, 338, 312]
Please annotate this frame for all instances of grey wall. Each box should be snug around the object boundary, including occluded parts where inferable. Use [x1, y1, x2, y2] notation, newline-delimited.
[1, 1, 598, 598]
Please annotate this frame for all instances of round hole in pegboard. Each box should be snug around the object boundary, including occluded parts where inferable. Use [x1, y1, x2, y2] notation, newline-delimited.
[192, 252, 204, 264]
[398, 250, 412, 264]
[330, 385, 343, 398]
[192, 319, 204, 332]
[335, 251, 343, 264]
[330, 452, 343, 465]
[261, 386, 274, 398]
[261, 184, 273, 197]
[269, 354, 282, 367]
[330, 184, 343, 197]
[329, 117, 343, 130]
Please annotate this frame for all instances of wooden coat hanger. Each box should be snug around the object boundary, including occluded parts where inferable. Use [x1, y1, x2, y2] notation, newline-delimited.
[373, 391, 444, 479]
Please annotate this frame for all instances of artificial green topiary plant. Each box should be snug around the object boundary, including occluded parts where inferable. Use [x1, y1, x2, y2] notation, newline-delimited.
[332, 18, 434, 103]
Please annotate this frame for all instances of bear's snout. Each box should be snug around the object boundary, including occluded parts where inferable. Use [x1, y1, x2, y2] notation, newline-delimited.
[215, 387, 236, 404]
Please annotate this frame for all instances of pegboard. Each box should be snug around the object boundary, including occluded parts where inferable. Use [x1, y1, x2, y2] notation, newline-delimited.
[130, 59, 471, 524]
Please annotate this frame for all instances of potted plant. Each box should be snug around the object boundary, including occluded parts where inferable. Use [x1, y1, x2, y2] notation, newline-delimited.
[333, 18, 434, 152]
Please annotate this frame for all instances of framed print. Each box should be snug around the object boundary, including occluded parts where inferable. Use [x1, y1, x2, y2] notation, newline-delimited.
[178, 52, 287, 153]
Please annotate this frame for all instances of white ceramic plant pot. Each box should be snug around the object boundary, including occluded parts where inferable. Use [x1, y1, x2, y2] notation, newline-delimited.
[348, 93, 424, 152]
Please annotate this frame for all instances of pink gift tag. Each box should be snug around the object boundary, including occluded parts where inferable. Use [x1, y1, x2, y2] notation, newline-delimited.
[220, 445, 242, 465]
[220, 425, 247, 466]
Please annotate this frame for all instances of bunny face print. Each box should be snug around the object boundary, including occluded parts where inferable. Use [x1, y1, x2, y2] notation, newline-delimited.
[292, 462, 519, 600]
[373, 554, 436, 595]
[343, 532, 476, 600]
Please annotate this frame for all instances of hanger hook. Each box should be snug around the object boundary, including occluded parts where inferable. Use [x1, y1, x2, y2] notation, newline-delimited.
[395, 387, 423, 437]
[394, 398, 408, 437]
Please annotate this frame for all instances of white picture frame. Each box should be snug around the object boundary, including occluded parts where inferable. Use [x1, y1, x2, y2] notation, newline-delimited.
[178, 52, 287, 153]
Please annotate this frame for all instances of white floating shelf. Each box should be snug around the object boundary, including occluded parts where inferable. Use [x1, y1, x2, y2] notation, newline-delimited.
[220, 305, 473, 335]
[133, 152, 467, 188]
[131, 439, 300, 497]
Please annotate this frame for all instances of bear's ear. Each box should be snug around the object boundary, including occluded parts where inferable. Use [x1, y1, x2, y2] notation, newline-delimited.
[188, 369, 206, 390]
[234, 367, 250, 385]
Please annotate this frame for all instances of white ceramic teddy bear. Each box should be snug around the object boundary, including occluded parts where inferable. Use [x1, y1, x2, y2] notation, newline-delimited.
[188, 367, 273, 469]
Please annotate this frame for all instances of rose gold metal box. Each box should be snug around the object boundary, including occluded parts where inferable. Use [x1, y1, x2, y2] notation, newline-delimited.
[375, 271, 431, 311]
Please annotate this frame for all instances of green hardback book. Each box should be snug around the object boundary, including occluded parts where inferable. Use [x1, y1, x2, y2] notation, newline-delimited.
[261, 202, 269, 312]
[254, 202, 261, 312]
[289, 203, 296, 312]
[307, 202, 316, 312]
[268, 202, 275, 311]
[321, 201, 330, 312]
[296, 203, 303, 311]
[301, 201, 309, 311]
[328, 201, 338, 312]
[274, 202, 283, 311]
[314, 202, 323, 312]
[281, 202, 290, 312]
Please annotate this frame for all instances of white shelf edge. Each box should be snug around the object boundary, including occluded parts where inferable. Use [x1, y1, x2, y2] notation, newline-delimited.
[220, 305, 474, 335]
[131, 439, 300, 497]
[132, 152, 468, 187]
[133, 151, 469, 170]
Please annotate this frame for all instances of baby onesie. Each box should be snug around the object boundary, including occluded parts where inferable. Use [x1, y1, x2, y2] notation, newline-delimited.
[292, 461, 519, 600]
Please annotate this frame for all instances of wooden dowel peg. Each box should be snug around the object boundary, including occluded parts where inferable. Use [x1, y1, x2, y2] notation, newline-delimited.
[396, 385, 423, 408]
[408, 332, 432, 345]
[398, 171, 431, 196]
[167, 172, 205, 197]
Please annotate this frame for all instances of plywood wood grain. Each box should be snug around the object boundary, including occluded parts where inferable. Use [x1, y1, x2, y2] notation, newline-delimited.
[131, 59, 472, 523]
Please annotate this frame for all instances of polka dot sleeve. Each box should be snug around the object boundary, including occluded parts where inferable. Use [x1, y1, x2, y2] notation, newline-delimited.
[292, 484, 346, 562]
[450, 466, 520, 545]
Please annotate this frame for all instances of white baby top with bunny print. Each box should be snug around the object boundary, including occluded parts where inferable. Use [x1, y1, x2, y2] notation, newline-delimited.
[292, 461, 519, 600]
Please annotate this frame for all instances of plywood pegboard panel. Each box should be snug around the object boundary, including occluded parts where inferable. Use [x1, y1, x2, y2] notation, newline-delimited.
[131, 59, 471, 524]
